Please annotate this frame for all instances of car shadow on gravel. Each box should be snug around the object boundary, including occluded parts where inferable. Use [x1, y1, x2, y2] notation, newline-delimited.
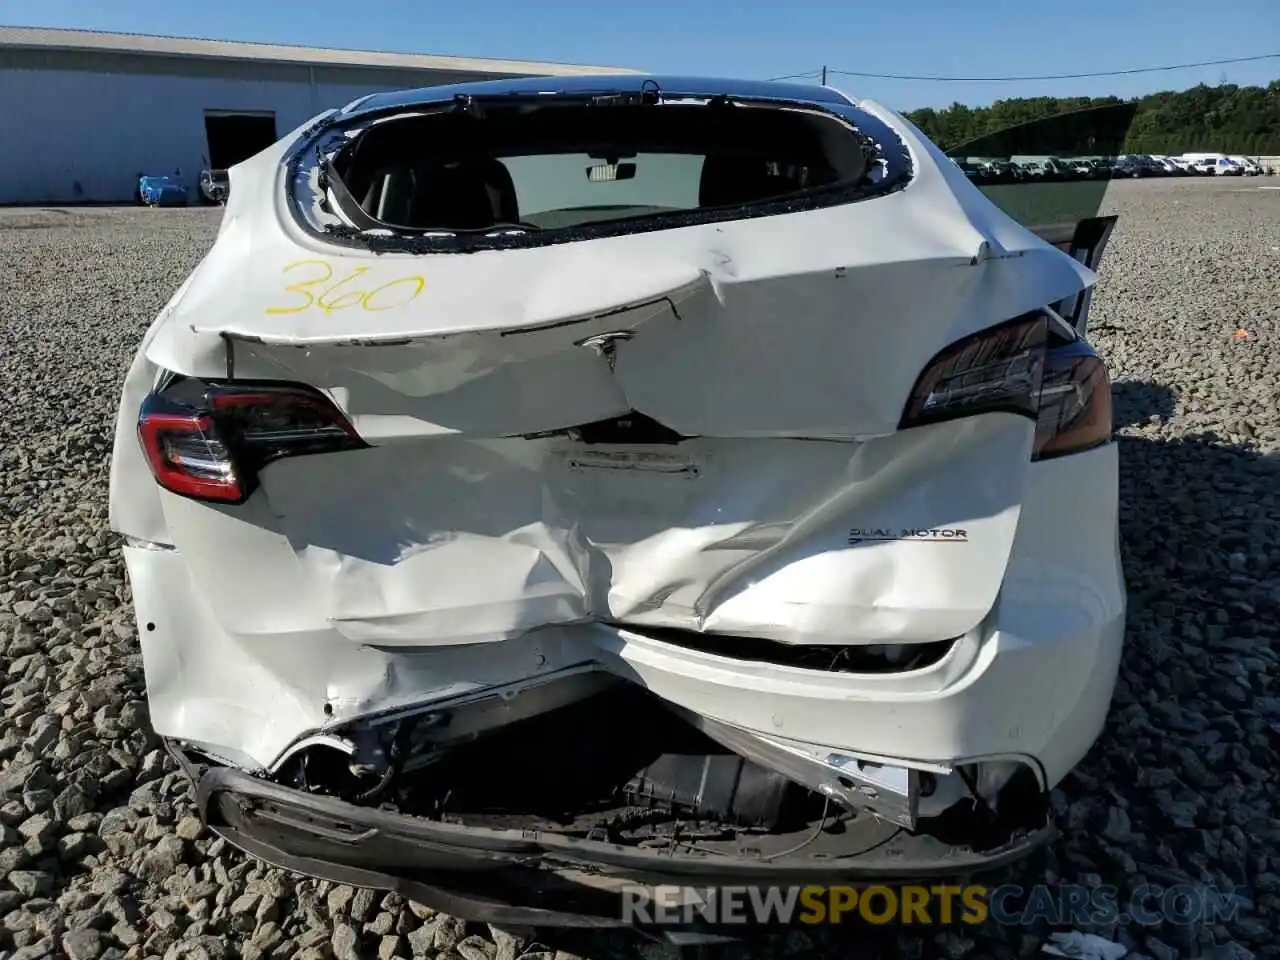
[1111, 379, 1178, 429]
[544, 381, 1280, 960]
[1006, 380, 1279, 958]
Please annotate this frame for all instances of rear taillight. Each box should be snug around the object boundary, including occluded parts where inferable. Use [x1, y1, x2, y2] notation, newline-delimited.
[899, 314, 1048, 428]
[1032, 340, 1113, 460]
[137, 409, 240, 502]
[900, 313, 1112, 461]
[138, 380, 366, 503]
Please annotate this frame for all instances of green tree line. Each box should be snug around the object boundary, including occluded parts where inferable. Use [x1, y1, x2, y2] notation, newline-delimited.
[905, 81, 1280, 155]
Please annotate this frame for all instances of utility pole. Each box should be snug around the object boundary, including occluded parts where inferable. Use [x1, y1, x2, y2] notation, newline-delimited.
[821, 65, 828, 85]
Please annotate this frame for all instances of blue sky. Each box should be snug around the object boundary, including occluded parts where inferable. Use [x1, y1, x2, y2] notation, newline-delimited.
[5, 0, 1278, 108]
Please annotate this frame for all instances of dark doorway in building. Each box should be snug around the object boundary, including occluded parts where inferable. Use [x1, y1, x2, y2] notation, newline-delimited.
[204, 112, 278, 169]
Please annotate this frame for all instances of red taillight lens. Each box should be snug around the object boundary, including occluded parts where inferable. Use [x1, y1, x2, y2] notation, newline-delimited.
[137, 380, 366, 503]
[900, 314, 1112, 461]
[1032, 343, 1113, 460]
[137, 410, 243, 502]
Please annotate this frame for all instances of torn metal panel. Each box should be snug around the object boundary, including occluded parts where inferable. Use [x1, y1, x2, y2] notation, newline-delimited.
[217, 290, 698, 439]
[125, 540, 608, 769]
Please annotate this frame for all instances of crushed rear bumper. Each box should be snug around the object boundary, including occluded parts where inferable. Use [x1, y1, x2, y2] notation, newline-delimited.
[182, 749, 1056, 931]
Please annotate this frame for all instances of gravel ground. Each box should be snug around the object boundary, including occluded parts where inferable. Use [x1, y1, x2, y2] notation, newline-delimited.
[1, 178, 1277, 960]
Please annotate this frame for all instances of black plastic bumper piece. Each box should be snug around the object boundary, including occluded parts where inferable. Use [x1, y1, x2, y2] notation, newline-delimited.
[188, 756, 1056, 931]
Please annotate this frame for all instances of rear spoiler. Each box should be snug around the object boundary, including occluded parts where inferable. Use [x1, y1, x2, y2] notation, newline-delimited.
[1032, 216, 1118, 335]
[1030, 216, 1116, 258]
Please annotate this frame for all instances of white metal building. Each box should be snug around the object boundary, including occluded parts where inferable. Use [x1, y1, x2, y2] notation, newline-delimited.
[0, 26, 638, 204]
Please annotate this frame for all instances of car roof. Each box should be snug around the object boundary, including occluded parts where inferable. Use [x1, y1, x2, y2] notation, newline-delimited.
[340, 74, 857, 119]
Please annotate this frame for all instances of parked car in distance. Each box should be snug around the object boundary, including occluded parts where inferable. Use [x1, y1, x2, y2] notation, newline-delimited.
[1178, 153, 1233, 176]
[199, 169, 230, 204]
[1087, 158, 1118, 180]
[1065, 157, 1101, 177]
[1111, 155, 1149, 178]
[1227, 156, 1261, 176]
[137, 174, 189, 207]
[951, 157, 987, 183]
[980, 159, 1025, 183]
[1011, 156, 1076, 179]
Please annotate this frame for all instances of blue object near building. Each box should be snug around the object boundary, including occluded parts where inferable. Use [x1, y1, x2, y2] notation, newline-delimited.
[138, 175, 189, 206]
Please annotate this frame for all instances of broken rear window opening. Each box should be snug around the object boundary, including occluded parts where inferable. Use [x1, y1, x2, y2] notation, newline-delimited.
[299, 93, 909, 252]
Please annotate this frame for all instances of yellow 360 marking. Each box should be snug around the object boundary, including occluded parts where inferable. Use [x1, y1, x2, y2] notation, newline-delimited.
[265, 259, 426, 316]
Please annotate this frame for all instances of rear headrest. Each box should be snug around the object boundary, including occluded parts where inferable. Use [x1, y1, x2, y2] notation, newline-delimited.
[474, 158, 520, 224]
[407, 158, 520, 229]
[699, 155, 798, 207]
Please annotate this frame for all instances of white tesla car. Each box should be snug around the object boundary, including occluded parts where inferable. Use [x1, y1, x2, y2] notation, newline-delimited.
[110, 76, 1128, 928]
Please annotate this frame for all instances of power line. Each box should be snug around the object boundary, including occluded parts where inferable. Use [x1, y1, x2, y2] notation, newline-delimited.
[766, 70, 823, 82]
[828, 52, 1280, 82]
[767, 52, 1280, 84]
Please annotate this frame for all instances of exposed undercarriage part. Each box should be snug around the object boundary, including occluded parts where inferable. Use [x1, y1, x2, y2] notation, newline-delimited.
[263, 686, 1049, 860]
